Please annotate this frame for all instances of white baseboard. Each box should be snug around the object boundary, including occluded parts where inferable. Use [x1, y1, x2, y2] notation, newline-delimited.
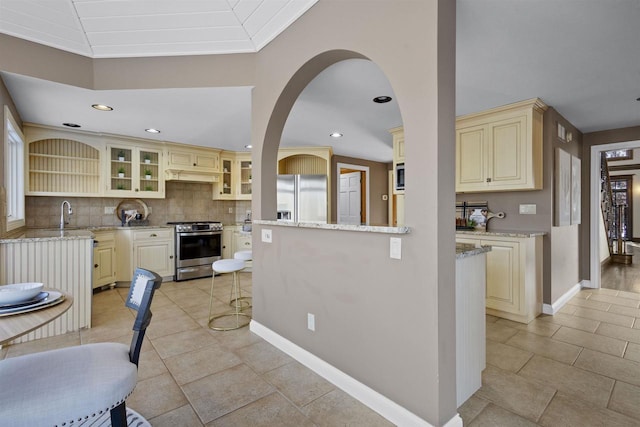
[542, 282, 583, 315]
[581, 279, 596, 289]
[250, 320, 461, 427]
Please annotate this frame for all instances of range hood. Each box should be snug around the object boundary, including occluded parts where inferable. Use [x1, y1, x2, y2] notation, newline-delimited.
[164, 169, 220, 183]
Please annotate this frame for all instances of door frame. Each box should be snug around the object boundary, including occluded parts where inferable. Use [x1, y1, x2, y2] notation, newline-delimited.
[336, 162, 370, 225]
[590, 140, 640, 289]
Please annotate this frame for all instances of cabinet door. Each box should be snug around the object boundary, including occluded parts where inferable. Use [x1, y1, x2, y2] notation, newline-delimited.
[93, 245, 116, 288]
[213, 157, 234, 199]
[134, 241, 173, 277]
[488, 115, 528, 189]
[238, 159, 252, 199]
[138, 148, 163, 196]
[482, 238, 521, 314]
[456, 124, 487, 191]
[194, 152, 219, 171]
[106, 145, 164, 198]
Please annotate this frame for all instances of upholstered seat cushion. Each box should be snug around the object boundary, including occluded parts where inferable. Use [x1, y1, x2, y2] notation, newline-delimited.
[212, 258, 245, 274]
[0, 342, 137, 427]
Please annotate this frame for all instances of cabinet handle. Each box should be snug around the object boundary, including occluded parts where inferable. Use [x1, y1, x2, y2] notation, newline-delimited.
[193, 163, 197, 166]
[486, 178, 492, 182]
[245, 242, 250, 246]
[150, 233, 157, 237]
[169, 255, 173, 259]
[135, 188, 139, 192]
[94, 264, 99, 268]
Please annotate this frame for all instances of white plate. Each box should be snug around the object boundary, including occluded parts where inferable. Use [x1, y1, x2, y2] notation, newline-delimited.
[0, 291, 63, 316]
[0, 283, 44, 305]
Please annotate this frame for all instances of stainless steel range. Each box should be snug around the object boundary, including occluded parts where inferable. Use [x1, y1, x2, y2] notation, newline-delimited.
[168, 221, 223, 281]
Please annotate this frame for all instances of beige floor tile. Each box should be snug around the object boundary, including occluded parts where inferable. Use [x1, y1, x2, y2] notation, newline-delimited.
[608, 304, 640, 318]
[302, 388, 394, 427]
[539, 312, 600, 333]
[635, 320, 640, 330]
[518, 355, 614, 407]
[486, 314, 500, 323]
[625, 342, 640, 362]
[208, 327, 263, 350]
[589, 288, 621, 296]
[572, 307, 635, 327]
[475, 365, 555, 422]
[137, 348, 170, 381]
[234, 340, 294, 374]
[182, 364, 274, 424]
[164, 343, 242, 385]
[574, 349, 640, 386]
[495, 318, 561, 337]
[539, 392, 639, 427]
[609, 381, 640, 421]
[151, 327, 220, 359]
[485, 340, 533, 372]
[127, 371, 188, 420]
[146, 312, 202, 339]
[559, 304, 577, 315]
[149, 404, 204, 427]
[589, 293, 640, 308]
[486, 321, 519, 343]
[468, 403, 539, 427]
[79, 322, 132, 344]
[617, 290, 640, 301]
[552, 326, 627, 356]
[506, 330, 581, 365]
[210, 391, 315, 427]
[262, 361, 335, 407]
[567, 297, 611, 311]
[4, 330, 80, 358]
[457, 395, 490, 425]
[596, 322, 640, 344]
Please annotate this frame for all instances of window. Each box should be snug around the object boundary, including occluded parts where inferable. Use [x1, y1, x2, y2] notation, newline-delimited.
[605, 149, 633, 161]
[4, 106, 25, 231]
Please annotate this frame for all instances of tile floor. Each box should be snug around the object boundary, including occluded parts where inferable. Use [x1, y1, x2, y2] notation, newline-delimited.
[2, 268, 640, 426]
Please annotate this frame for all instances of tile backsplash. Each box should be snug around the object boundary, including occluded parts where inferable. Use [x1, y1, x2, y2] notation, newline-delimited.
[25, 181, 251, 228]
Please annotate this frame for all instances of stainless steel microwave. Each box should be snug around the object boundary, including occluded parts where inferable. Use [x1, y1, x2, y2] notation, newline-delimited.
[396, 163, 405, 191]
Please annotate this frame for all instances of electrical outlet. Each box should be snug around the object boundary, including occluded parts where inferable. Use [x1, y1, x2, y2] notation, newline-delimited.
[104, 206, 115, 214]
[307, 313, 315, 331]
[519, 204, 537, 215]
[262, 229, 272, 243]
[390, 237, 402, 259]
[228, 207, 233, 214]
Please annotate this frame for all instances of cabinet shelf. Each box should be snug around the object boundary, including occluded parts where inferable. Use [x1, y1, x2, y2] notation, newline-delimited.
[31, 170, 99, 177]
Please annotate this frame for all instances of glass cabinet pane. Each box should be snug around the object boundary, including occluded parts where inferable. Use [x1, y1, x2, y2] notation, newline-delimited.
[111, 147, 132, 191]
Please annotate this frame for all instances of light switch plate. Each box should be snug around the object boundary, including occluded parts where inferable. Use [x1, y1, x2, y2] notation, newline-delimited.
[390, 237, 402, 259]
[307, 313, 315, 331]
[519, 204, 537, 215]
[261, 229, 272, 243]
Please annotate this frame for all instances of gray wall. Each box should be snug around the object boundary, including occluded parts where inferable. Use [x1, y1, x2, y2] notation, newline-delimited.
[0, 1, 459, 425]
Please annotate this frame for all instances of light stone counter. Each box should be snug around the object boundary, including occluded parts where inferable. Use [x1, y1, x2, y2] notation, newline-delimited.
[0, 225, 174, 243]
[253, 220, 410, 234]
[456, 229, 545, 238]
[456, 243, 491, 259]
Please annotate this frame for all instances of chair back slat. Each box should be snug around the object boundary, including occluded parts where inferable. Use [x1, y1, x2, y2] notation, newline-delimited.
[125, 268, 162, 365]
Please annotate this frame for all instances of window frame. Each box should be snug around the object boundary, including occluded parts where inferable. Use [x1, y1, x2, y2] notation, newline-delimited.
[4, 106, 25, 232]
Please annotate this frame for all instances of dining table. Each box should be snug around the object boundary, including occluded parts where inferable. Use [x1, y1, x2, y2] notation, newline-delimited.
[0, 289, 73, 345]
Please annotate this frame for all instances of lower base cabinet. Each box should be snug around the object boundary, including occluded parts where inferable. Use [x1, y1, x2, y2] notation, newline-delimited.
[92, 230, 117, 289]
[116, 228, 175, 282]
[456, 233, 542, 324]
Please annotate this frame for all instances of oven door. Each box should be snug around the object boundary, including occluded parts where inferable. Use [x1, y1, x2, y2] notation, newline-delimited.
[176, 231, 222, 268]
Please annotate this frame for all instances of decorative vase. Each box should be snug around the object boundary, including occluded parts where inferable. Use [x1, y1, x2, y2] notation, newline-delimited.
[118, 173, 125, 178]
[145, 174, 151, 180]
[118, 156, 125, 162]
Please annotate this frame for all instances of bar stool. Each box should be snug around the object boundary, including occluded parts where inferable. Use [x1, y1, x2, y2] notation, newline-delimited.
[230, 250, 253, 309]
[208, 259, 251, 331]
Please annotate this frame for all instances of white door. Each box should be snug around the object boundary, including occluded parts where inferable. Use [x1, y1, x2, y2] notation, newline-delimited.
[339, 171, 361, 224]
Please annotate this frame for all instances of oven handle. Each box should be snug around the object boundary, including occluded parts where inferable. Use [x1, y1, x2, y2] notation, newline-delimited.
[176, 231, 222, 237]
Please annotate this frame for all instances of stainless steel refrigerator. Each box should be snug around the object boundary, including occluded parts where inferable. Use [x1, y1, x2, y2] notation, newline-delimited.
[277, 174, 328, 223]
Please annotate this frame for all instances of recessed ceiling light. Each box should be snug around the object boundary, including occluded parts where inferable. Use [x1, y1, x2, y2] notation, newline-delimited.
[145, 128, 161, 134]
[245, 144, 252, 149]
[330, 132, 343, 138]
[62, 122, 81, 128]
[91, 104, 113, 111]
[373, 96, 392, 103]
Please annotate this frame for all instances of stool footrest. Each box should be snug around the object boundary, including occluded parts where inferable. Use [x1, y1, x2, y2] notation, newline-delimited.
[208, 312, 251, 331]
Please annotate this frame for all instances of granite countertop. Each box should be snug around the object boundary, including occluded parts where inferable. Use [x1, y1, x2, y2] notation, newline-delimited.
[253, 219, 410, 234]
[0, 225, 174, 243]
[456, 229, 546, 238]
[456, 243, 491, 259]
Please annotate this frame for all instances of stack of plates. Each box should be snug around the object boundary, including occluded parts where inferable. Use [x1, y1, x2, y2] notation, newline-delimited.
[0, 283, 64, 316]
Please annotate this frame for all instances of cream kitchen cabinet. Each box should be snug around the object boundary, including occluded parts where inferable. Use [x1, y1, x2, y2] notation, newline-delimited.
[213, 152, 252, 200]
[116, 228, 175, 282]
[92, 230, 117, 289]
[456, 98, 547, 193]
[105, 144, 165, 198]
[165, 144, 221, 182]
[456, 233, 542, 324]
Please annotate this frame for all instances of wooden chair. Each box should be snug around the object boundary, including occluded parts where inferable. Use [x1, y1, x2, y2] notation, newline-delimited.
[0, 268, 163, 427]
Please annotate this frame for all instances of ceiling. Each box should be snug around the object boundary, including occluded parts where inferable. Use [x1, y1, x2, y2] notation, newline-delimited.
[1, 1, 639, 163]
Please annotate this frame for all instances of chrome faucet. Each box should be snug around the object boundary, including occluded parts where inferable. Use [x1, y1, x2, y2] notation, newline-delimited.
[60, 200, 73, 230]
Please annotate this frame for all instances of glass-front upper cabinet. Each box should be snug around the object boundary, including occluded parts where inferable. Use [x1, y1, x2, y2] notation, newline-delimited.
[106, 145, 164, 198]
[238, 155, 252, 200]
[213, 156, 234, 200]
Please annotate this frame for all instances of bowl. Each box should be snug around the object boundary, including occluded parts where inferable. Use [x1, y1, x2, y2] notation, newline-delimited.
[0, 282, 44, 305]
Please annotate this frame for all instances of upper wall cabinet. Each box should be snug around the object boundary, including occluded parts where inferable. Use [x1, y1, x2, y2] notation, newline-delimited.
[105, 143, 164, 198]
[165, 143, 221, 182]
[25, 125, 103, 196]
[456, 98, 547, 193]
[390, 126, 404, 195]
[212, 152, 252, 200]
